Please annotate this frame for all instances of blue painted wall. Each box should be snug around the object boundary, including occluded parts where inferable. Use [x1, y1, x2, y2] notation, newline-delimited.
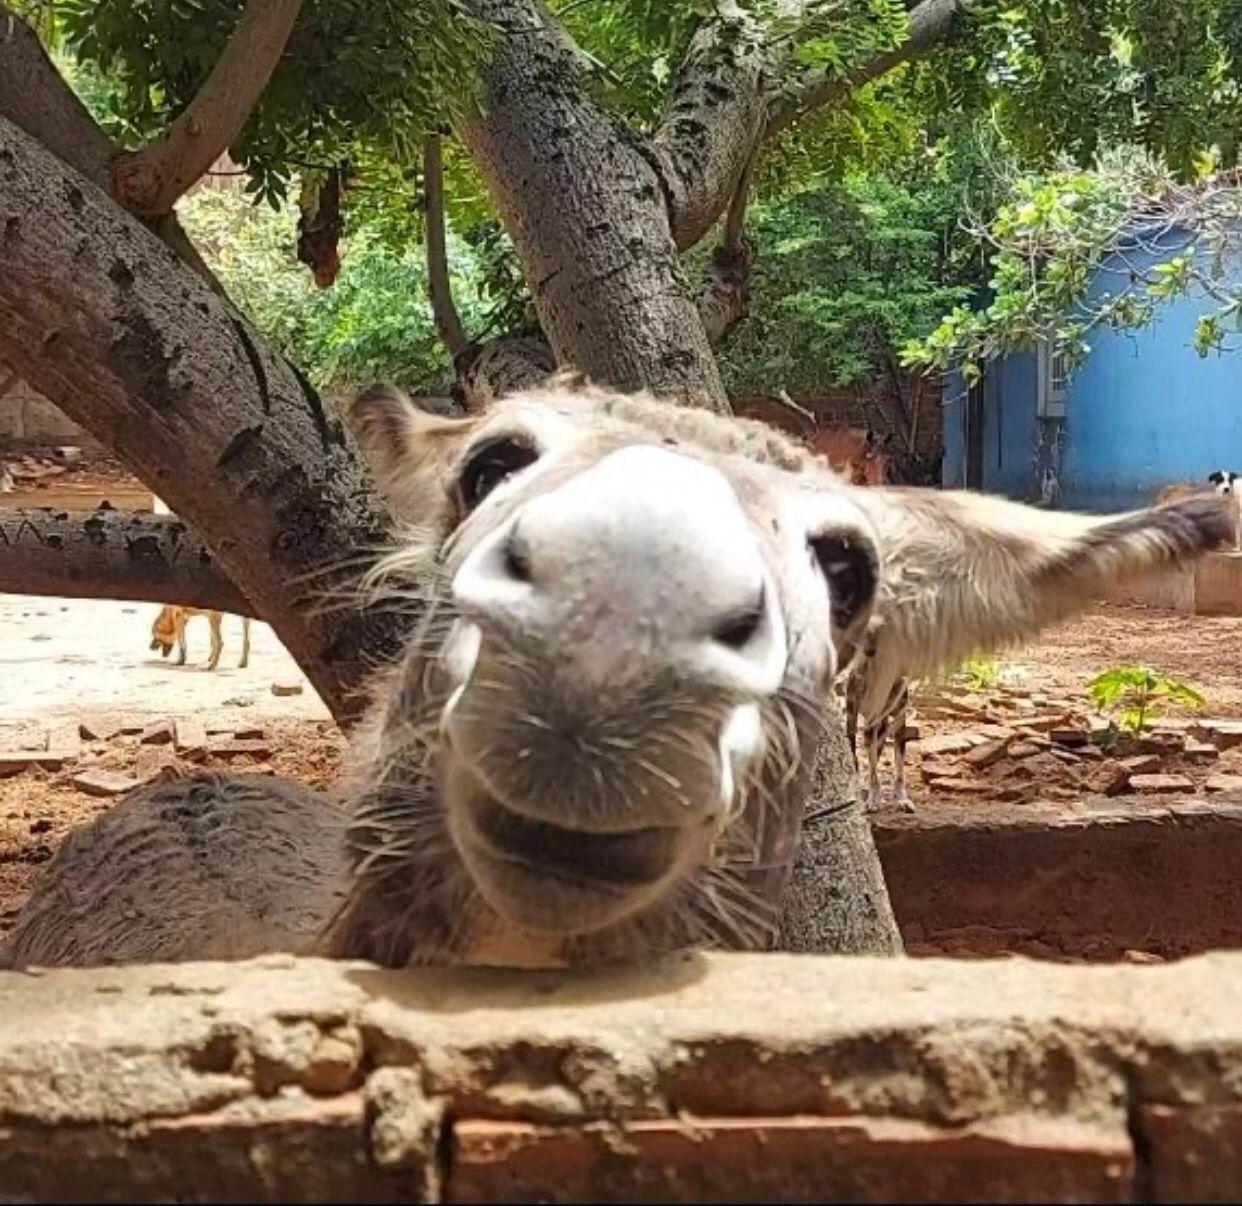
[942, 229, 1242, 512]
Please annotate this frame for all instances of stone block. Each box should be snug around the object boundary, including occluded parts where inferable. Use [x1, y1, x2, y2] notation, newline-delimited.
[1195, 551, 1242, 617]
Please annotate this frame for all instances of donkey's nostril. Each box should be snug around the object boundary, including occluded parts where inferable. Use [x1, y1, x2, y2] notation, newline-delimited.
[502, 530, 533, 584]
[711, 593, 765, 651]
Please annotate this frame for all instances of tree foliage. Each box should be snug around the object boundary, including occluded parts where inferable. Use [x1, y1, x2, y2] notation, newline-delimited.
[179, 184, 495, 392]
[46, 0, 485, 196]
[905, 147, 1242, 382]
[15, 0, 1242, 407]
[717, 135, 985, 396]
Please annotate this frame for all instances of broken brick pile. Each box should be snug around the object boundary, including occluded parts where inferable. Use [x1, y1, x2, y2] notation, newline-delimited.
[905, 683, 1242, 806]
[0, 715, 279, 798]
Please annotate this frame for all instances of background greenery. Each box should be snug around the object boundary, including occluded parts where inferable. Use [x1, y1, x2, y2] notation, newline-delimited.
[21, 0, 1241, 399]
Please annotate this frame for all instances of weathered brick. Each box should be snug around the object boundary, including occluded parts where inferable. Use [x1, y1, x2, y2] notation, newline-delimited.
[449, 1116, 1133, 1204]
[1142, 1103, 1242, 1204]
[174, 717, 209, 759]
[47, 721, 82, 761]
[71, 769, 139, 797]
[962, 738, 1011, 769]
[1129, 773, 1195, 794]
[917, 734, 976, 756]
[0, 751, 63, 778]
[138, 719, 175, 746]
[0, 1094, 403, 1203]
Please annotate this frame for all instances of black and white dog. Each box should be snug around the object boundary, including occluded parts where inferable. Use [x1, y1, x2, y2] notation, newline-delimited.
[1208, 471, 1242, 550]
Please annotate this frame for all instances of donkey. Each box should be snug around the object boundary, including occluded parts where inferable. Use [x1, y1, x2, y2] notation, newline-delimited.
[0, 376, 1230, 970]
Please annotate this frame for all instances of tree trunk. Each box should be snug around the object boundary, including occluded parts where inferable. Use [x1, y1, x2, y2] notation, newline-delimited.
[779, 710, 903, 955]
[456, 0, 728, 411]
[0, 508, 250, 613]
[0, 115, 406, 725]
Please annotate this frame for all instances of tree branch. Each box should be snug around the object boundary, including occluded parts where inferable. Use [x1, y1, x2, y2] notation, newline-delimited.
[112, 0, 306, 216]
[698, 154, 755, 347]
[648, 1, 770, 251]
[0, 4, 116, 188]
[766, 0, 983, 139]
[0, 3, 226, 294]
[648, 0, 983, 259]
[423, 135, 471, 360]
[0, 508, 253, 614]
[0, 113, 408, 725]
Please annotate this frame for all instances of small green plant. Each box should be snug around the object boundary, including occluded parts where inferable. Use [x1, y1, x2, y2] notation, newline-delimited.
[1085, 665, 1205, 738]
[954, 655, 1002, 693]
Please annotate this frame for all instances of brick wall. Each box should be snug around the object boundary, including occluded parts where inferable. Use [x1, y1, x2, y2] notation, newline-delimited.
[734, 379, 944, 477]
[3, 952, 1242, 1202]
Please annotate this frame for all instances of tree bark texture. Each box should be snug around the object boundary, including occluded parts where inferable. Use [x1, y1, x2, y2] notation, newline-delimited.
[779, 709, 903, 955]
[0, 508, 251, 615]
[0, 4, 223, 292]
[648, 3, 769, 252]
[112, 0, 306, 217]
[0, 115, 406, 724]
[457, 0, 729, 411]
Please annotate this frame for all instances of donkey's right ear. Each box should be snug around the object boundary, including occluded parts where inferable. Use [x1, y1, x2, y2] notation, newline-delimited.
[348, 385, 475, 518]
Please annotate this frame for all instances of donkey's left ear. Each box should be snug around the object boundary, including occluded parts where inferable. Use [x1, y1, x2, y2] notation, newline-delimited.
[348, 384, 476, 520]
[850, 487, 1231, 687]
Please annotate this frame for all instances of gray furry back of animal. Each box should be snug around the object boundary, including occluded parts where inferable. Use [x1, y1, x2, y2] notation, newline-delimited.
[0, 775, 348, 969]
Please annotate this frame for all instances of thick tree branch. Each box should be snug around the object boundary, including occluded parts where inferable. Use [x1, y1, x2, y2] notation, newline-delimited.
[112, 0, 306, 216]
[455, 333, 555, 410]
[0, 4, 116, 188]
[767, 0, 983, 138]
[423, 135, 471, 361]
[0, 3, 225, 293]
[457, 0, 728, 410]
[0, 114, 407, 725]
[648, 1, 769, 252]
[0, 508, 252, 615]
[649, 0, 985, 251]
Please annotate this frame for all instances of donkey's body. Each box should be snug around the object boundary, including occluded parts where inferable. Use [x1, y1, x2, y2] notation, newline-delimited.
[2, 377, 1231, 970]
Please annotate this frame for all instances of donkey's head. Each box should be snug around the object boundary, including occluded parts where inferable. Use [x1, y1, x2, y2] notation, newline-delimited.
[335, 375, 1229, 967]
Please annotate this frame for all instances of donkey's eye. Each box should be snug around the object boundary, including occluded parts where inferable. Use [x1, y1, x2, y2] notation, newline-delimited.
[458, 437, 539, 510]
[809, 528, 878, 633]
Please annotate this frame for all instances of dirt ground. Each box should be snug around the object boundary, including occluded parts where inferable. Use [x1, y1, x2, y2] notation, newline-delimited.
[993, 602, 1242, 716]
[2, 592, 1241, 934]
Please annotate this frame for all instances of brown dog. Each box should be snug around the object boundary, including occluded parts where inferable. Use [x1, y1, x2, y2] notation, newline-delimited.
[150, 606, 250, 671]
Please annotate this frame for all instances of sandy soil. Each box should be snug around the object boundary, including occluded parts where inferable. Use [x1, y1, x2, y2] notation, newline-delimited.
[0, 594, 330, 728]
[993, 602, 1242, 716]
